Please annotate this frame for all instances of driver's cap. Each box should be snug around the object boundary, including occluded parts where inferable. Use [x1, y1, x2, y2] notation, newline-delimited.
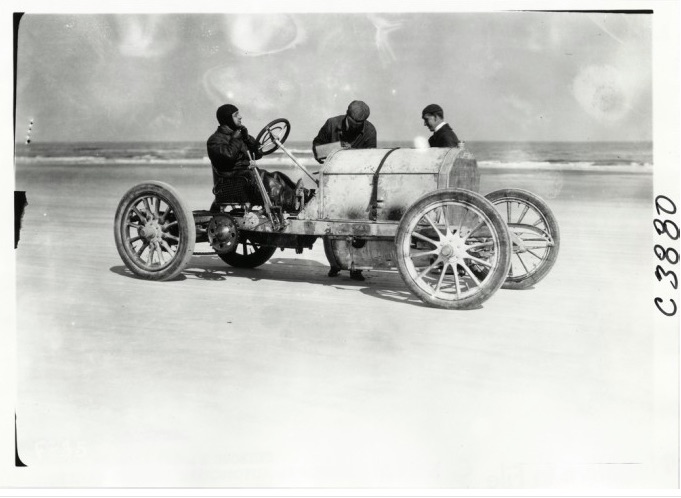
[217, 104, 239, 125]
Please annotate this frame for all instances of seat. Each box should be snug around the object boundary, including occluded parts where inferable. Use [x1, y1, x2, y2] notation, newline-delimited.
[212, 169, 264, 205]
[212, 167, 308, 214]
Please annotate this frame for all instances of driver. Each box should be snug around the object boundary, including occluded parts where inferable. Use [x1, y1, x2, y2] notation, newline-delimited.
[208, 104, 262, 176]
[208, 104, 297, 209]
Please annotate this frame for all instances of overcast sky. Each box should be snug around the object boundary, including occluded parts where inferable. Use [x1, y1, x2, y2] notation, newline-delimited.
[15, 11, 652, 143]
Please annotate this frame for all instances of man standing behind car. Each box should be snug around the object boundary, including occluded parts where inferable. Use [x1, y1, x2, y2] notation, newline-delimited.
[312, 100, 377, 163]
[422, 104, 460, 147]
[313, 100, 377, 281]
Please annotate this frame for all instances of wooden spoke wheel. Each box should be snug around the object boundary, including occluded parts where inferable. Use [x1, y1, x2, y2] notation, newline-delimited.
[486, 189, 560, 289]
[396, 189, 511, 309]
[218, 236, 277, 268]
[114, 181, 196, 280]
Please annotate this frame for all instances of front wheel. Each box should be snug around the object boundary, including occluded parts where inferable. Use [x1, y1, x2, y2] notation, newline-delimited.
[485, 189, 560, 289]
[396, 189, 511, 310]
[114, 181, 196, 280]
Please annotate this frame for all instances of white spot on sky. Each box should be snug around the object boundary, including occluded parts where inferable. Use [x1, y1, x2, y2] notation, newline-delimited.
[116, 16, 176, 58]
[224, 14, 305, 56]
[572, 65, 630, 121]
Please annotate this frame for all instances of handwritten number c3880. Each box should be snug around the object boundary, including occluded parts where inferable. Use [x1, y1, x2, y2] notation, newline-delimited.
[654, 195, 679, 317]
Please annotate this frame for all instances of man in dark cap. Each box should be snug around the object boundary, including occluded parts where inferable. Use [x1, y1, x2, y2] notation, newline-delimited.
[422, 104, 460, 148]
[312, 100, 377, 163]
[208, 104, 262, 175]
[208, 104, 298, 210]
[313, 100, 377, 281]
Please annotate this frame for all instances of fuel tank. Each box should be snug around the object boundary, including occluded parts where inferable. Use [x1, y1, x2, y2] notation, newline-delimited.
[303, 146, 479, 271]
[307, 146, 479, 222]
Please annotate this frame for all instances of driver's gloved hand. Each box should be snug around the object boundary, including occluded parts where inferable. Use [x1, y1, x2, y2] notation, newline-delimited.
[240, 127, 249, 139]
[251, 145, 263, 160]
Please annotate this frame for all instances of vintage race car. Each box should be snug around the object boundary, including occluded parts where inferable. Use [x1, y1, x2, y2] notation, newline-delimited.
[113, 119, 560, 309]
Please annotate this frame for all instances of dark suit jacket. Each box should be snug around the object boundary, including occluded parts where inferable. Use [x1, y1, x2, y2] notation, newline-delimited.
[429, 123, 460, 147]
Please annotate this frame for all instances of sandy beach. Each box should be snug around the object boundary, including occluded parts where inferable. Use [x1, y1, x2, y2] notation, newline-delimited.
[10, 158, 675, 488]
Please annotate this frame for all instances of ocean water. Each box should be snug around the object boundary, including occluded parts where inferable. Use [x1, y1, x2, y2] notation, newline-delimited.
[14, 140, 653, 173]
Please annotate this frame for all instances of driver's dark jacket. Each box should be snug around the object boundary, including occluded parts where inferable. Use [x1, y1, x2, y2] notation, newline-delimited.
[312, 115, 377, 163]
[207, 125, 263, 182]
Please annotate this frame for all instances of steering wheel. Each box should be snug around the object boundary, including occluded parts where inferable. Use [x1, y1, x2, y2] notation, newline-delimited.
[255, 118, 291, 156]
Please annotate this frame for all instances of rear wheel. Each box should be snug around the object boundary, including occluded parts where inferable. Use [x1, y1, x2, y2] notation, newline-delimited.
[396, 189, 511, 309]
[114, 181, 195, 280]
[485, 189, 560, 289]
[218, 236, 277, 268]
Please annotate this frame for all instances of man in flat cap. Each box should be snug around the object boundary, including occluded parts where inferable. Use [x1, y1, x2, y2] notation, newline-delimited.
[312, 100, 377, 164]
[313, 100, 377, 281]
[422, 104, 460, 148]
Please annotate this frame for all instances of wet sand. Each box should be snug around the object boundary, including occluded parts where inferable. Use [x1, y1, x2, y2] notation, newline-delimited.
[10, 160, 675, 488]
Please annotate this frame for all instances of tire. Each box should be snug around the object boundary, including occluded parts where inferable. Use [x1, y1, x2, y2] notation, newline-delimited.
[396, 188, 511, 310]
[485, 189, 560, 289]
[218, 236, 277, 268]
[114, 181, 196, 280]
